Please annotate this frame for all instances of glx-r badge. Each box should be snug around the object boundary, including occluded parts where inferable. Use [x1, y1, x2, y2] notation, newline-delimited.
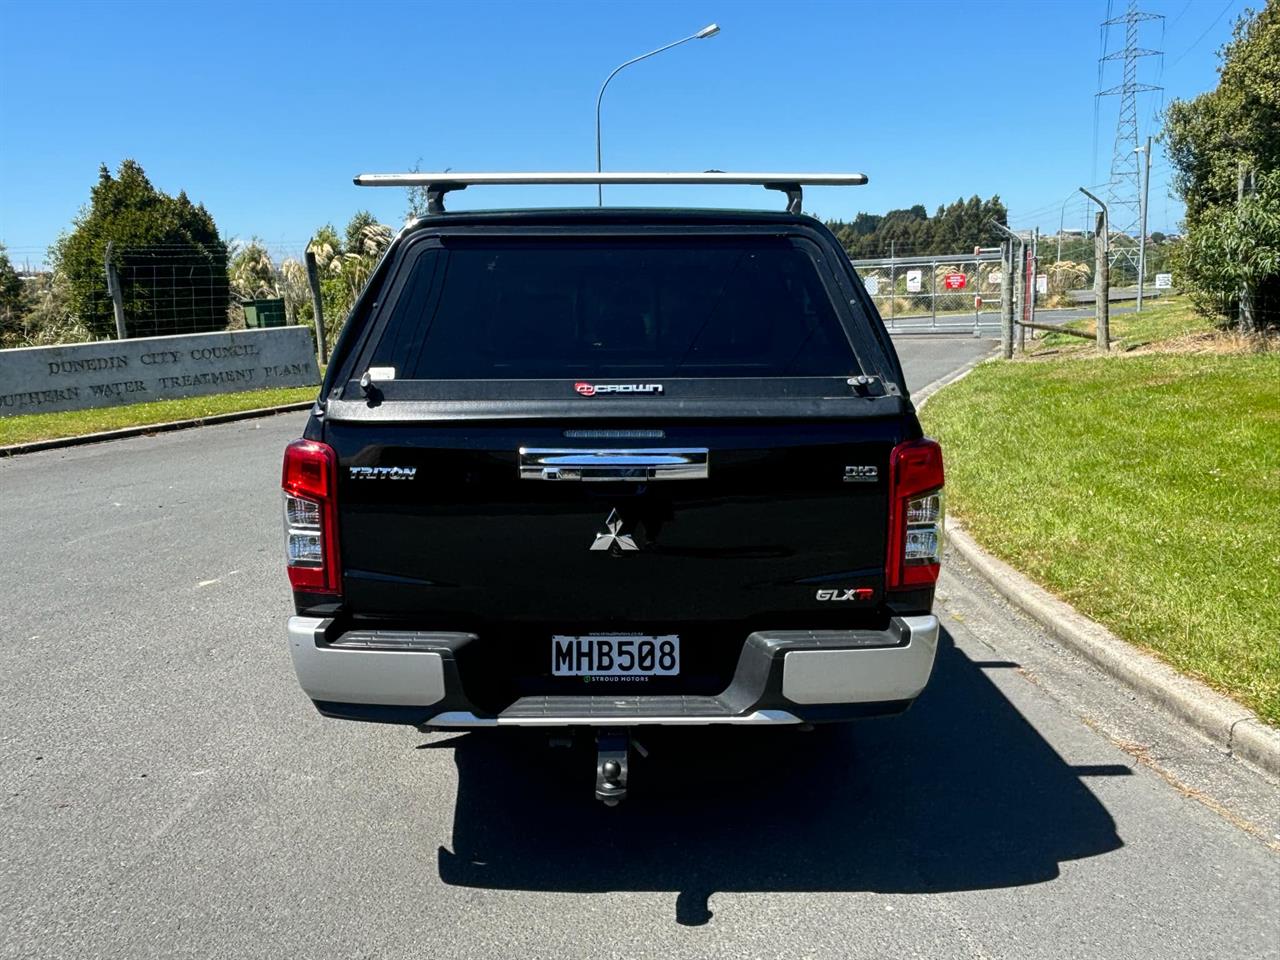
[816, 588, 873, 601]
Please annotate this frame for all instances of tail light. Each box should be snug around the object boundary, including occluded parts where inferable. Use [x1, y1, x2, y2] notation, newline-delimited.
[282, 439, 341, 595]
[886, 438, 945, 590]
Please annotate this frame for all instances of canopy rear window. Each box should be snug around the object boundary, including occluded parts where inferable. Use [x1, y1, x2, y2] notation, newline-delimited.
[365, 236, 858, 380]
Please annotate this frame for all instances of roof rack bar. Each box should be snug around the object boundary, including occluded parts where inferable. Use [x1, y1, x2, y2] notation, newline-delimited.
[352, 171, 868, 214]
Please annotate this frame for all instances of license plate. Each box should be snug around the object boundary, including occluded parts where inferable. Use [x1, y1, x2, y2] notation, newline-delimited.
[551, 634, 680, 677]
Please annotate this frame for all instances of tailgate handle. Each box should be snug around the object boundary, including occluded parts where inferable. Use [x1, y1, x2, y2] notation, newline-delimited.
[519, 448, 709, 481]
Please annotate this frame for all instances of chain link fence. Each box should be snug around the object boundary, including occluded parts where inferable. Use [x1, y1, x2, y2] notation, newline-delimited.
[1, 245, 236, 348]
[113, 246, 231, 338]
[850, 250, 1007, 332]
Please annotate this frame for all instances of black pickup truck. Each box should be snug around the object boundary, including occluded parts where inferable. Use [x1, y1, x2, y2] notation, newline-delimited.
[284, 174, 943, 802]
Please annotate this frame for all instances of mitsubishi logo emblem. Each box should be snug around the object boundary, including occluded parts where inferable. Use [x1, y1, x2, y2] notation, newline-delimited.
[591, 509, 639, 553]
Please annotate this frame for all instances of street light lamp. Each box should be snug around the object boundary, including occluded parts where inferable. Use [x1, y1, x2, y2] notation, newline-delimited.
[594, 24, 721, 206]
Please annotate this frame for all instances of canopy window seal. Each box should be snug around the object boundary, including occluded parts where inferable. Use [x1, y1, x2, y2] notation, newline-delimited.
[351, 172, 870, 215]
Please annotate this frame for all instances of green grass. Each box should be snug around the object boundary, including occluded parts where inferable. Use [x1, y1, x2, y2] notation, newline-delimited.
[0, 384, 319, 447]
[921, 351, 1280, 724]
[1034, 296, 1217, 351]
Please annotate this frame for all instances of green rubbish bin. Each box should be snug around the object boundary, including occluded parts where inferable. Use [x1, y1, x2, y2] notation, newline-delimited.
[242, 298, 287, 328]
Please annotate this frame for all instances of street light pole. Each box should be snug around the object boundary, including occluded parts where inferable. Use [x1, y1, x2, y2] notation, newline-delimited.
[1135, 136, 1152, 312]
[595, 23, 720, 206]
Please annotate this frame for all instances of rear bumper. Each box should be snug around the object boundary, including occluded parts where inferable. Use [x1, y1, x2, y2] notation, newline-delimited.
[287, 615, 939, 727]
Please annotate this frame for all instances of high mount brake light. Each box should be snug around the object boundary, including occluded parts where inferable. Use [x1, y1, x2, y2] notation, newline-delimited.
[282, 439, 341, 595]
[886, 438, 945, 590]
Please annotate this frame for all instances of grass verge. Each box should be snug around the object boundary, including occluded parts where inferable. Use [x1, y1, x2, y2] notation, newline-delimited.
[921, 349, 1280, 724]
[0, 385, 318, 448]
[1033, 296, 1217, 351]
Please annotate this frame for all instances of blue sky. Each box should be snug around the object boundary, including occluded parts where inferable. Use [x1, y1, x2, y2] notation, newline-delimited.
[0, 0, 1250, 267]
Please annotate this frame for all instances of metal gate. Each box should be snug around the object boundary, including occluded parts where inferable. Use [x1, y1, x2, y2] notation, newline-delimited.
[849, 251, 1006, 333]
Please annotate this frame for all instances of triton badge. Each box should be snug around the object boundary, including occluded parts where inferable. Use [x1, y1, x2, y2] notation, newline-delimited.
[591, 509, 639, 553]
[574, 382, 664, 397]
[349, 466, 417, 480]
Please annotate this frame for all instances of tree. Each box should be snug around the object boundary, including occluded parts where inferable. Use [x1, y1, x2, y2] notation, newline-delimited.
[826, 195, 1008, 259]
[51, 160, 228, 338]
[0, 272, 91, 348]
[404, 160, 433, 221]
[0, 243, 24, 338]
[344, 210, 380, 251]
[307, 224, 341, 269]
[0, 244, 94, 348]
[278, 258, 312, 328]
[1164, 3, 1280, 328]
[228, 240, 278, 301]
[300, 214, 393, 349]
[1176, 168, 1280, 323]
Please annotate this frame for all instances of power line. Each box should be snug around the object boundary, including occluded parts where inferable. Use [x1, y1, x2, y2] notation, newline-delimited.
[1169, 0, 1237, 67]
[1169, 0, 1195, 28]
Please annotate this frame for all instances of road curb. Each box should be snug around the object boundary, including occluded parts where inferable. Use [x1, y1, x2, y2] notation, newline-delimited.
[945, 518, 1280, 779]
[0, 401, 314, 458]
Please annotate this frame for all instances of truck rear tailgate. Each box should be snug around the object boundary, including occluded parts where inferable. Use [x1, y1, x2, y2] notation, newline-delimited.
[330, 418, 902, 626]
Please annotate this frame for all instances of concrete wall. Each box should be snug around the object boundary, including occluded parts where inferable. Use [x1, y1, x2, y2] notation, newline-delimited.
[0, 327, 319, 417]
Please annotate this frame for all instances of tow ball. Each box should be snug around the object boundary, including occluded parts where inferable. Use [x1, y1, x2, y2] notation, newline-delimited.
[594, 730, 630, 806]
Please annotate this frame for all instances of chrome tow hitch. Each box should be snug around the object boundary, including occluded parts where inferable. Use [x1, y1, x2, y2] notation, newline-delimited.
[594, 730, 629, 806]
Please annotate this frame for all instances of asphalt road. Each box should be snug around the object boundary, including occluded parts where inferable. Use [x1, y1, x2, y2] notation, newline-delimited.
[893, 333, 995, 395]
[2, 337, 1277, 960]
[878, 303, 1135, 337]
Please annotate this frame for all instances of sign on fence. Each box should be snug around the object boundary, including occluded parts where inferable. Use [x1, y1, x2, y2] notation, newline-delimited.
[943, 273, 967, 290]
[906, 269, 922, 293]
[1036, 274, 1048, 295]
[863, 276, 880, 296]
[1155, 273, 1173, 289]
[0, 327, 319, 417]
